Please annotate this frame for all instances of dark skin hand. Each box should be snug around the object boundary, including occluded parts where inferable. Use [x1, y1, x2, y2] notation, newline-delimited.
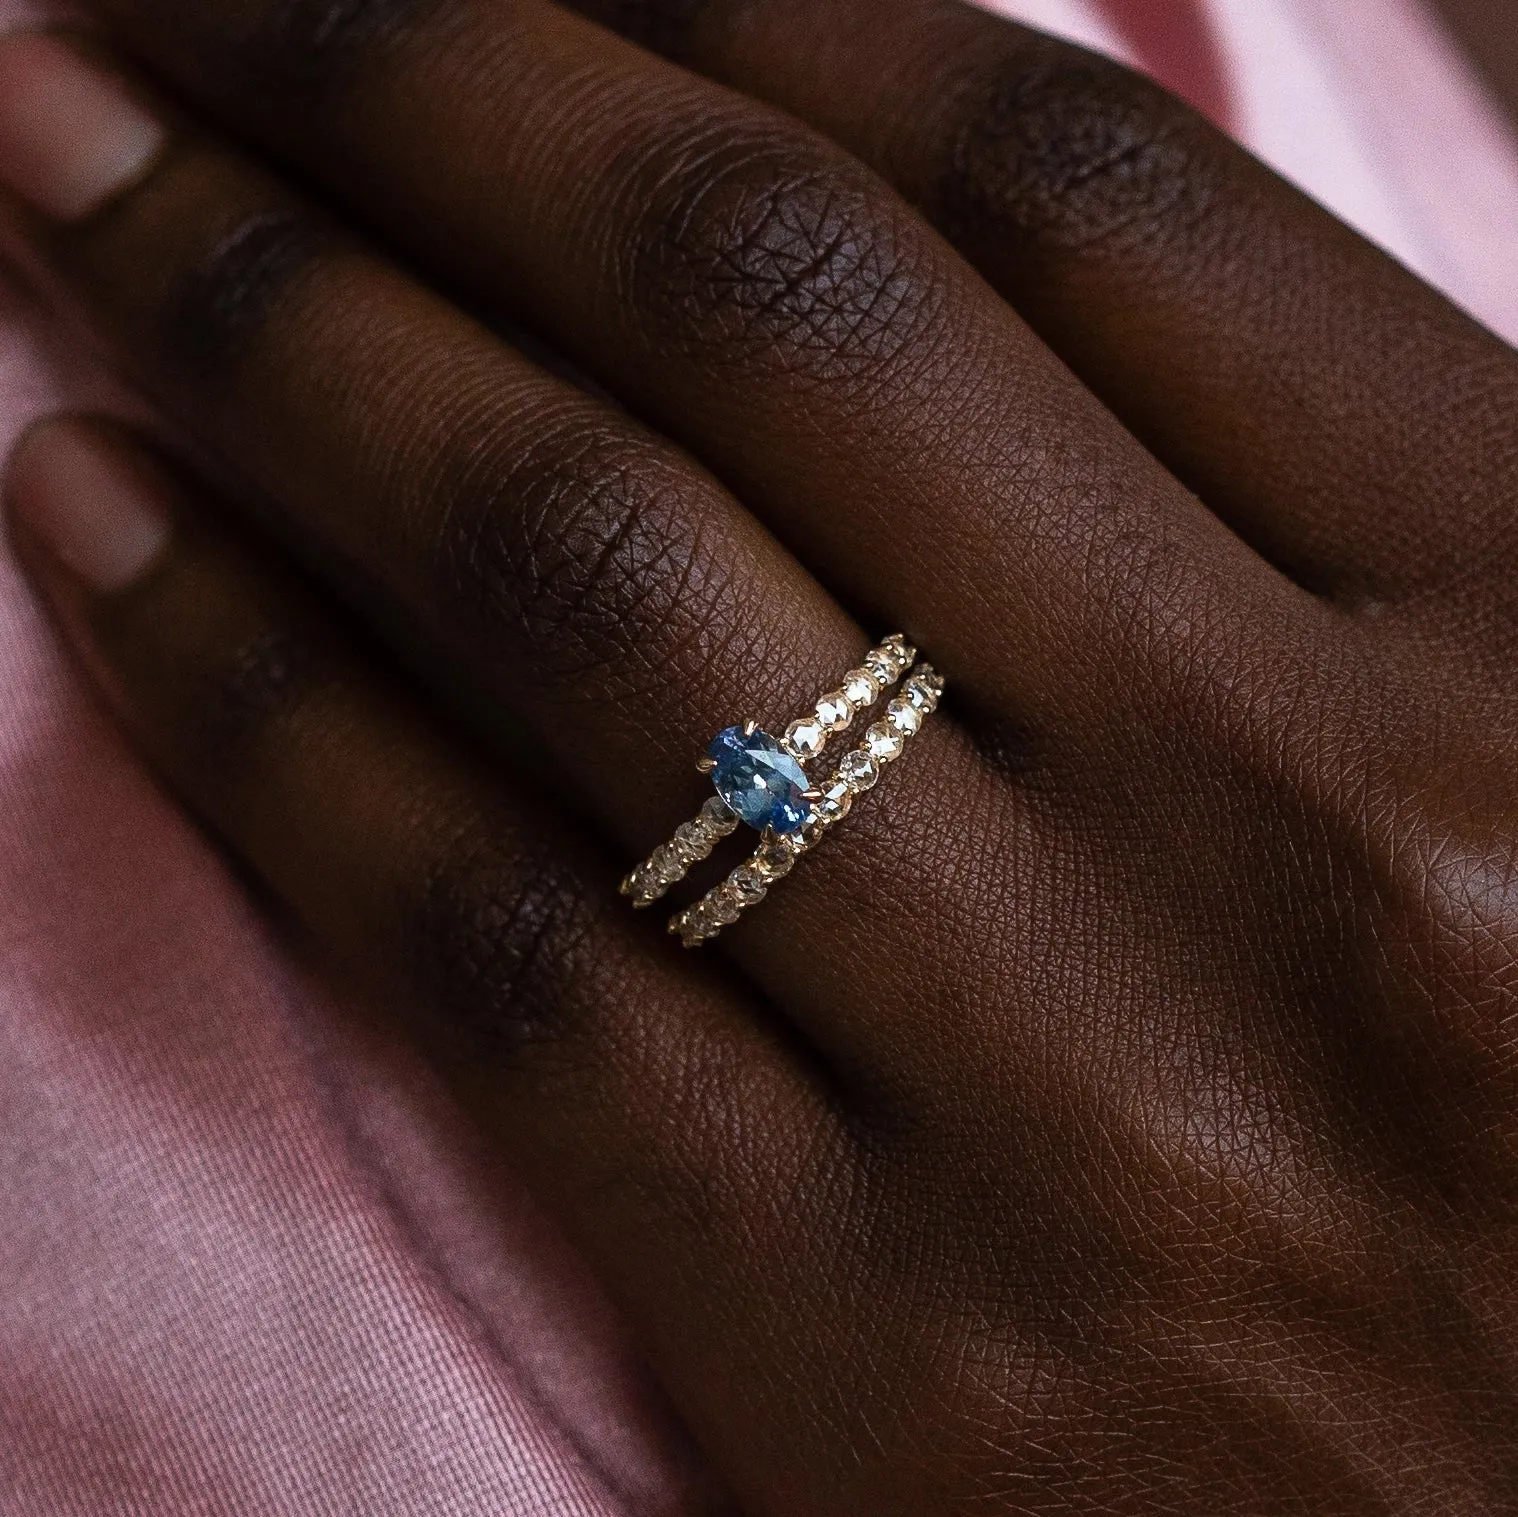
[1428, 0, 1518, 127]
[5, 0, 1518, 1510]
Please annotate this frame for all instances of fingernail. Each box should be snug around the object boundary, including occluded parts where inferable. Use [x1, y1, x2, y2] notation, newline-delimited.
[0, 34, 165, 221]
[8, 420, 172, 592]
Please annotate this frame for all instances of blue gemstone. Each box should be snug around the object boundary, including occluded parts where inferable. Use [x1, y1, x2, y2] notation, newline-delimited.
[707, 726, 811, 835]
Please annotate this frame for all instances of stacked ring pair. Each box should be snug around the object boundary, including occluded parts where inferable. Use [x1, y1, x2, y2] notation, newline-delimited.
[621, 636, 946, 947]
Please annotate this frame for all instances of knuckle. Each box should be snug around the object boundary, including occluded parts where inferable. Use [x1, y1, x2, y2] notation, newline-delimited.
[626, 134, 940, 377]
[196, 0, 449, 99]
[407, 814, 601, 1065]
[937, 40, 1214, 256]
[1377, 810, 1518, 1028]
[1357, 813, 1518, 1196]
[431, 414, 741, 687]
[178, 622, 327, 781]
[165, 209, 328, 376]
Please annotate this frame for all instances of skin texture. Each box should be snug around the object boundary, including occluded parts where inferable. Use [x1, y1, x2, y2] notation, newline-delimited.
[1429, 0, 1518, 127]
[5, 0, 1518, 1511]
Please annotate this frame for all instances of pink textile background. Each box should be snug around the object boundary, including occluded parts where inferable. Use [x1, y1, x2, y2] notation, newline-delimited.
[4, 2, 1518, 1512]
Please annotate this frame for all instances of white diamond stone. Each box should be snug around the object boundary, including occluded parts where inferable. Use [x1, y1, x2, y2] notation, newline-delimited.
[756, 836, 798, 878]
[866, 722, 905, 762]
[701, 795, 740, 832]
[707, 888, 743, 926]
[816, 691, 854, 733]
[904, 677, 937, 714]
[839, 750, 880, 791]
[887, 698, 922, 736]
[674, 821, 712, 860]
[844, 669, 881, 706]
[799, 813, 830, 848]
[816, 779, 853, 825]
[651, 846, 686, 884]
[785, 718, 826, 760]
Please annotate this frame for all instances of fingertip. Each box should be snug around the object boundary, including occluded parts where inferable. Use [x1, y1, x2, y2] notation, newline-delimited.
[6, 418, 173, 594]
[0, 32, 166, 223]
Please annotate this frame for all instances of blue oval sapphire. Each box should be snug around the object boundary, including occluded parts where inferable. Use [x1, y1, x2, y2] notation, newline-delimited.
[707, 726, 811, 835]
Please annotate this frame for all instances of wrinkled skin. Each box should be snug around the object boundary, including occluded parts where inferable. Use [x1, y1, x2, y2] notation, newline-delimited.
[7, 0, 1518, 1511]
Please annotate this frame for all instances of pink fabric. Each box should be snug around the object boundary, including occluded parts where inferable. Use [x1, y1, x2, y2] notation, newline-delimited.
[3, 3, 1518, 1511]
[1103, 0, 1232, 125]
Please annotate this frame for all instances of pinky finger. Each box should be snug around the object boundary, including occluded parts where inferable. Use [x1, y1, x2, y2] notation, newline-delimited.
[3, 418, 858, 1496]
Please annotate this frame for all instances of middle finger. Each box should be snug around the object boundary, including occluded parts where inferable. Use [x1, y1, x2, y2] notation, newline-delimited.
[80, 0, 1304, 750]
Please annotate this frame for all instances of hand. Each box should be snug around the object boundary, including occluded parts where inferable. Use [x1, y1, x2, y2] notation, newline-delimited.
[3, 2, 1518, 1510]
